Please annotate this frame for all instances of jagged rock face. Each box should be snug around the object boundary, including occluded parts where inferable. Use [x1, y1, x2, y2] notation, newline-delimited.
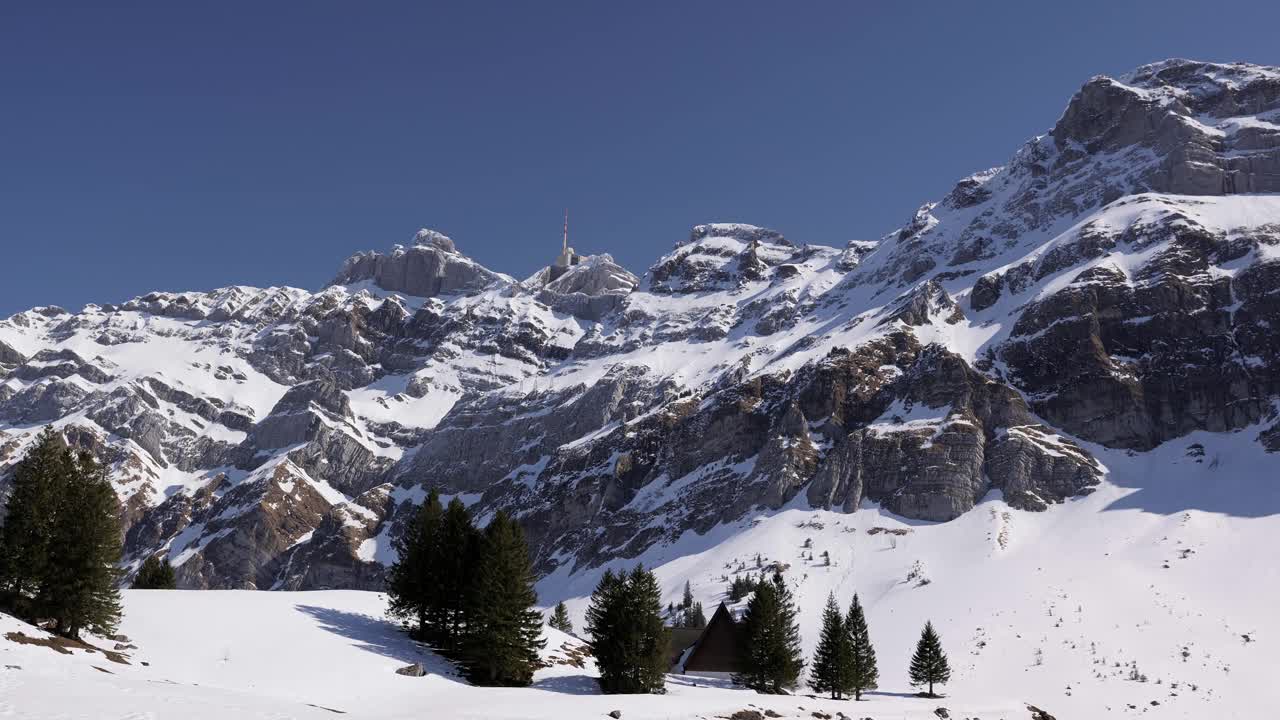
[0, 59, 1278, 589]
[527, 254, 639, 322]
[647, 224, 802, 293]
[330, 230, 506, 298]
[996, 196, 1280, 450]
[1054, 61, 1280, 195]
[862, 60, 1280, 291]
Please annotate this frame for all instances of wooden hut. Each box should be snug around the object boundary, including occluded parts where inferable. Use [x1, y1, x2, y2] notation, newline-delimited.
[678, 602, 747, 677]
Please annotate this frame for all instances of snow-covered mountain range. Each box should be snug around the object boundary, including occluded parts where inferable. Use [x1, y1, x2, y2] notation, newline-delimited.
[2, 57, 1278, 604]
[4, 57, 1280, 718]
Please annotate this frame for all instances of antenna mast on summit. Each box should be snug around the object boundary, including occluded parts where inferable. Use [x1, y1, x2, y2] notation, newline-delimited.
[562, 209, 569, 253]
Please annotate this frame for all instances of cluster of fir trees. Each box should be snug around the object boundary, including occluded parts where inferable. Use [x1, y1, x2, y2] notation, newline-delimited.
[387, 489, 545, 686]
[667, 580, 706, 629]
[132, 556, 177, 589]
[0, 428, 124, 640]
[731, 570, 952, 699]
[808, 596, 951, 699]
[809, 592, 878, 700]
[585, 565, 670, 694]
[726, 573, 763, 603]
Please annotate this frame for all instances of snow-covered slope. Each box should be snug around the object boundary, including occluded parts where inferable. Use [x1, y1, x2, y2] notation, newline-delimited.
[1, 58, 1279, 716]
[0, 590, 1027, 719]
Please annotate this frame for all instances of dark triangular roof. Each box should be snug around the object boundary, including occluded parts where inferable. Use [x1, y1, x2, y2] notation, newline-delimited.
[681, 602, 746, 673]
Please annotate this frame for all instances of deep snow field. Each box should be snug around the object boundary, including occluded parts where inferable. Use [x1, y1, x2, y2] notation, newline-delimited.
[1, 428, 1275, 719]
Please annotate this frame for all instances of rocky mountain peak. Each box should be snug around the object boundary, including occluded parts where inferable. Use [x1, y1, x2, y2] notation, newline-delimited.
[861, 59, 1280, 289]
[411, 228, 458, 253]
[648, 224, 805, 293]
[686, 223, 790, 247]
[3, 59, 1279, 595]
[329, 231, 505, 299]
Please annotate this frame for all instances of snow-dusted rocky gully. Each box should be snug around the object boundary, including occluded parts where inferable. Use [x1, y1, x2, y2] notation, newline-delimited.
[3, 59, 1280, 718]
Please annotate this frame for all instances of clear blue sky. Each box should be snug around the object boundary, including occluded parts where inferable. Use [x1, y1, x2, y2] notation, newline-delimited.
[3, 1, 1278, 317]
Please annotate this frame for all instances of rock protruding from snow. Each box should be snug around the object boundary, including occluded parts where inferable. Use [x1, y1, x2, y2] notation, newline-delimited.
[863, 60, 1280, 289]
[526, 254, 639, 321]
[330, 230, 505, 298]
[0, 339, 24, 376]
[412, 229, 456, 253]
[648, 224, 801, 293]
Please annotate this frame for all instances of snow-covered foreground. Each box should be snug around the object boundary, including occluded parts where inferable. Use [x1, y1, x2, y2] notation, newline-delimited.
[1, 432, 1276, 719]
[1, 591, 1020, 720]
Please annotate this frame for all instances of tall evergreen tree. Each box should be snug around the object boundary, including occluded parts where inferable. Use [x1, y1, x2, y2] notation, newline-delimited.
[908, 621, 951, 697]
[809, 593, 849, 699]
[462, 511, 545, 686]
[685, 601, 706, 628]
[736, 571, 804, 694]
[132, 556, 177, 589]
[437, 497, 480, 649]
[586, 569, 628, 691]
[681, 580, 694, 609]
[548, 602, 573, 634]
[387, 488, 444, 640]
[0, 428, 68, 616]
[845, 594, 878, 700]
[38, 450, 124, 639]
[586, 565, 669, 694]
[623, 566, 669, 693]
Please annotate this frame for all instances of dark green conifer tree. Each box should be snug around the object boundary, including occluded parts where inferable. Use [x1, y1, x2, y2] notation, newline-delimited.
[736, 571, 804, 693]
[586, 569, 627, 691]
[387, 488, 444, 640]
[808, 593, 848, 699]
[621, 566, 669, 693]
[0, 428, 67, 616]
[132, 556, 177, 589]
[39, 450, 123, 639]
[586, 565, 669, 694]
[438, 497, 480, 649]
[908, 620, 951, 697]
[845, 594, 878, 700]
[685, 601, 706, 628]
[548, 601, 573, 634]
[462, 511, 545, 686]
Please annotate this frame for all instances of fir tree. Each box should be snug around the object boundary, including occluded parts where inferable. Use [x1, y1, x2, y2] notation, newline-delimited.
[132, 556, 177, 589]
[586, 569, 628, 691]
[808, 593, 849, 699]
[845, 594, 878, 700]
[727, 574, 758, 602]
[621, 566, 670, 693]
[0, 428, 67, 617]
[386, 488, 444, 641]
[39, 450, 124, 639]
[586, 565, 669, 694]
[548, 602, 573, 634]
[681, 580, 694, 609]
[736, 571, 804, 693]
[686, 601, 706, 628]
[909, 621, 951, 697]
[462, 511, 545, 686]
[437, 497, 481, 649]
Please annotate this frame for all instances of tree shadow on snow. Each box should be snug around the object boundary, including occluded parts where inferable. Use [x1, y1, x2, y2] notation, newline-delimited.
[530, 673, 602, 695]
[293, 604, 463, 682]
[863, 689, 937, 699]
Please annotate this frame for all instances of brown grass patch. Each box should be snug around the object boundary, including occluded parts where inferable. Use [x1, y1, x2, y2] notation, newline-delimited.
[5, 631, 131, 665]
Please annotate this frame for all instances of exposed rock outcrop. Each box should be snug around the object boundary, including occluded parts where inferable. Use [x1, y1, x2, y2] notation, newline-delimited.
[330, 230, 506, 298]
